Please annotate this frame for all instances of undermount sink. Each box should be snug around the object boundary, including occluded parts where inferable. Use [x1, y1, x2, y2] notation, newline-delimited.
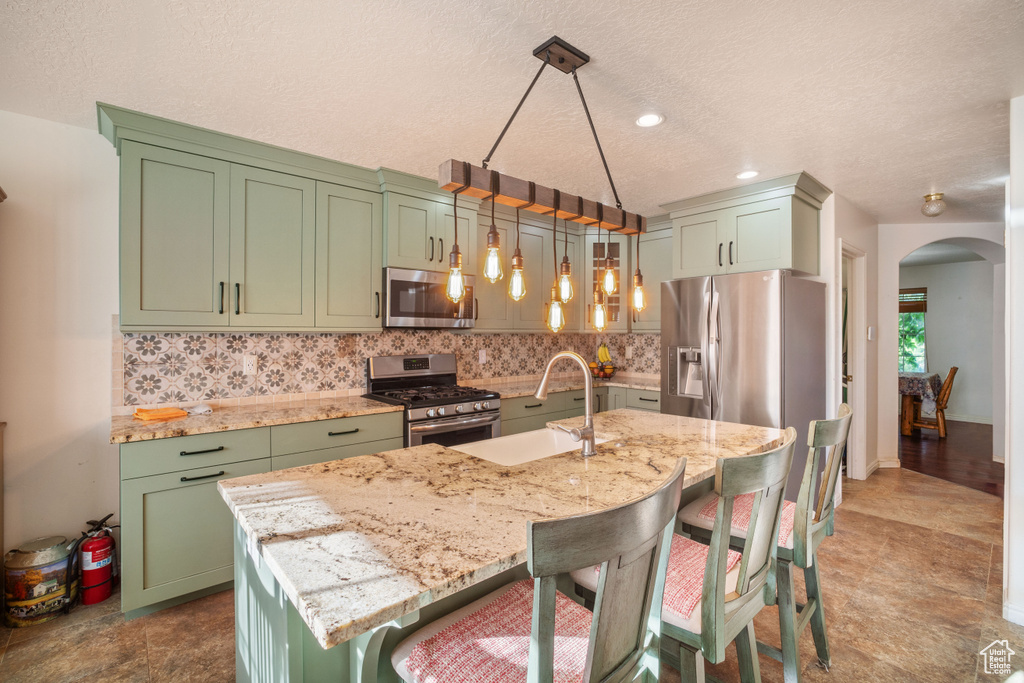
[450, 427, 611, 466]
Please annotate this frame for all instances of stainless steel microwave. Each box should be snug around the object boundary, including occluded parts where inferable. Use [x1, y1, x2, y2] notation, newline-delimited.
[383, 267, 475, 329]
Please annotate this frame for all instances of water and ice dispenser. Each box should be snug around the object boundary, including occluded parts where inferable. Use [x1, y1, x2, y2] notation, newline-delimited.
[667, 346, 705, 399]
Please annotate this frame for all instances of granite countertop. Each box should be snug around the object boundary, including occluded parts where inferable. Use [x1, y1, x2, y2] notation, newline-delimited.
[217, 409, 783, 649]
[468, 374, 660, 399]
[110, 397, 403, 444]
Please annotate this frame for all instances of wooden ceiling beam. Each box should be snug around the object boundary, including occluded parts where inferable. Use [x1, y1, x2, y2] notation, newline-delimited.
[438, 159, 645, 235]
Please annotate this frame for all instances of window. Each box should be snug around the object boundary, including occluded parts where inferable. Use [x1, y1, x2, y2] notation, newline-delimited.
[899, 287, 927, 372]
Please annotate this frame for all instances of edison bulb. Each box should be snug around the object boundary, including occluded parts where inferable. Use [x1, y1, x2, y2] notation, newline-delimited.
[558, 273, 573, 303]
[446, 267, 465, 303]
[546, 287, 565, 333]
[483, 247, 503, 283]
[632, 272, 647, 312]
[593, 302, 608, 331]
[602, 266, 618, 295]
[508, 266, 526, 301]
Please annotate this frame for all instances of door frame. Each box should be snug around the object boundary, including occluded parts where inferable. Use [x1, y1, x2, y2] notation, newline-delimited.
[839, 239, 870, 481]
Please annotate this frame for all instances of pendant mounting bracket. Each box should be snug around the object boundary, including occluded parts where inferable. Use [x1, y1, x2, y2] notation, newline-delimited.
[533, 36, 590, 74]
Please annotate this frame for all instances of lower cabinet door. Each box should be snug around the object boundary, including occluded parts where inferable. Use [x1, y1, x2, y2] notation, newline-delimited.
[120, 458, 270, 613]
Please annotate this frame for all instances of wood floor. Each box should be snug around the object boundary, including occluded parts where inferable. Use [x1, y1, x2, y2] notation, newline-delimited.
[899, 419, 1004, 497]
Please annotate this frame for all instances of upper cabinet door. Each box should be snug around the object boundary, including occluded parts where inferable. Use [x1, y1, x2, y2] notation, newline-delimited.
[436, 201, 478, 276]
[630, 229, 673, 332]
[512, 224, 551, 331]
[473, 215, 514, 331]
[315, 182, 384, 331]
[583, 232, 630, 333]
[726, 197, 790, 274]
[120, 142, 231, 328]
[229, 166, 316, 328]
[384, 194, 437, 270]
[673, 212, 724, 278]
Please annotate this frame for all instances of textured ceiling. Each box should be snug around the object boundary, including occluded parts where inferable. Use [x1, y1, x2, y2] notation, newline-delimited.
[900, 242, 987, 267]
[2, 0, 1023, 223]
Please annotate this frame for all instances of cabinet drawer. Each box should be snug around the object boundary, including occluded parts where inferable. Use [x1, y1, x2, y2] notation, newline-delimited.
[120, 456, 270, 613]
[626, 389, 662, 411]
[271, 437, 403, 471]
[500, 394, 567, 421]
[120, 428, 270, 480]
[271, 412, 402, 456]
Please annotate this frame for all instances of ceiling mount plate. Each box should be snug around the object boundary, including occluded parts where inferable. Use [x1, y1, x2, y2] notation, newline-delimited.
[533, 36, 590, 74]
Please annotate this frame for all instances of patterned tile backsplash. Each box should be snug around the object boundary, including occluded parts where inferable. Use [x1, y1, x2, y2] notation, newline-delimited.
[113, 320, 660, 412]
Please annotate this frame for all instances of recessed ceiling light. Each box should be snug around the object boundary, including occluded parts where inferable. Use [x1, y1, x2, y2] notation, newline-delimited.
[736, 170, 759, 180]
[635, 113, 664, 128]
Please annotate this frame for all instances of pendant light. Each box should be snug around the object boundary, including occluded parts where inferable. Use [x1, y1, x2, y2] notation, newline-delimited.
[632, 230, 647, 312]
[546, 197, 565, 332]
[482, 171, 503, 283]
[557, 218, 574, 303]
[508, 207, 527, 301]
[601, 225, 618, 295]
[445, 192, 466, 303]
[593, 284, 609, 332]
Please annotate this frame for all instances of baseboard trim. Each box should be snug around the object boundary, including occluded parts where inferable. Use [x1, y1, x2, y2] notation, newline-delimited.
[1004, 602, 1024, 627]
[945, 413, 993, 425]
[877, 459, 901, 469]
[865, 460, 881, 476]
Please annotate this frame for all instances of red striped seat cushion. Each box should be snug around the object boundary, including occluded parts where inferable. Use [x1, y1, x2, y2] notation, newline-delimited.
[692, 493, 797, 548]
[399, 579, 592, 683]
[662, 536, 741, 623]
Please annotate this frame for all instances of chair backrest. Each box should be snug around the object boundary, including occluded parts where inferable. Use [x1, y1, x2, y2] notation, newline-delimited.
[526, 458, 687, 683]
[701, 428, 796, 663]
[792, 404, 853, 567]
[936, 367, 958, 411]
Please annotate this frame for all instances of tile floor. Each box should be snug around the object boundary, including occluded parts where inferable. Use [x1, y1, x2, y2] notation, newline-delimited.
[0, 469, 1017, 682]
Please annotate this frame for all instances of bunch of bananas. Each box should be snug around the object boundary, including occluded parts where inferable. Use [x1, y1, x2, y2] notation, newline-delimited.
[589, 343, 615, 379]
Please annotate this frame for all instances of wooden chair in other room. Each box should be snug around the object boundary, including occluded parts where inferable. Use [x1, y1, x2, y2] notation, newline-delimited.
[390, 458, 687, 683]
[679, 404, 853, 682]
[912, 367, 958, 438]
[574, 429, 797, 682]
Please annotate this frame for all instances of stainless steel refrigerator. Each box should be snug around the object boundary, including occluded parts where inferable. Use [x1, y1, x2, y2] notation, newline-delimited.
[661, 269, 826, 500]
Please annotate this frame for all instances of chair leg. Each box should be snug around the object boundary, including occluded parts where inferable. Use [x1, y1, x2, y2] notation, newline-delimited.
[678, 643, 706, 683]
[735, 621, 762, 683]
[937, 409, 947, 438]
[804, 560, 831, 670]
[776, 559, 801, 683]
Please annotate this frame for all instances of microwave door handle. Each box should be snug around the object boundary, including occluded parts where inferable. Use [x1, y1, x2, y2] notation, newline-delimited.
[409, 414, 500, 433]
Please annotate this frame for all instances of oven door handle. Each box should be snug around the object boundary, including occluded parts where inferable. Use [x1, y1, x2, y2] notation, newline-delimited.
[409, 414, 500, 433]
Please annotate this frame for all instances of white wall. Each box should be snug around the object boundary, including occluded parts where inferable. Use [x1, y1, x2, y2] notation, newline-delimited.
[0, 110, 120, 549]
[899, 260, 994, 422]
[1004, 94, 1024, 625]
[876, 223, 1004, 468]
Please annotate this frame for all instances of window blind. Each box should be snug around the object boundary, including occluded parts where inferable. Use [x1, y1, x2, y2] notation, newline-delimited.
[899, 287, 927, 313]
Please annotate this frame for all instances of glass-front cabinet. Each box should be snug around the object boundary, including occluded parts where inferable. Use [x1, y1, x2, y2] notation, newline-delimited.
[583, 232, 630, 333]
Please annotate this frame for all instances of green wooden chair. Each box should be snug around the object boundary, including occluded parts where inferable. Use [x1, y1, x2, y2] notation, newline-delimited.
[678, 405, 853, 681]
[574, 428, 797, 682]
[390, 458, 687, 683]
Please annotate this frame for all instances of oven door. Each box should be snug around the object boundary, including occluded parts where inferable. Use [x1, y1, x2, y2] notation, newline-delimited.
[408, 412, 501, 448]
[385, 267, 475, 329]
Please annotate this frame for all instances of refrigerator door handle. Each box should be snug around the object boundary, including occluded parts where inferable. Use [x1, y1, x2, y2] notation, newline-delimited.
[709, 289, 722, 419]
[700, 290, 711, 407]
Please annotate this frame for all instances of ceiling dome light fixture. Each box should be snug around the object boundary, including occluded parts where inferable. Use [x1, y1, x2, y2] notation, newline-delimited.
[635, 113, 664, 128]
[921, 193, 946, 218]
[736, 170, 759, 180]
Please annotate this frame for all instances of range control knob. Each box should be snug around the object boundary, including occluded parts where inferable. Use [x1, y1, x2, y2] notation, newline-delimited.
[481, 401, 490, 410]
[437, 407, 446, 416]
[473, 402, 482, 411]
[455, 405, 464, 413]
[426, 409, 436, 418]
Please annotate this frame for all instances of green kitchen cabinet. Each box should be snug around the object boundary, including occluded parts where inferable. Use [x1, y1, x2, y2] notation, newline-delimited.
[583, 231, 630, 333]
[629, 222, 673, 332]
[626, 388, 662, 412]
[119, 141, 231, 328]
[510, 223, 581, 332]
[473, 214, 515, 331]
[315, 182, 385, 330]
[120, 141, 317, 330]
[384, 193, 477, 274]
[270, 412, 403, 470]
[230, 165, 316, 328]
[607, 386, 628, 411]
[119, 428, 271, 616]
[665, 172, 830, 279]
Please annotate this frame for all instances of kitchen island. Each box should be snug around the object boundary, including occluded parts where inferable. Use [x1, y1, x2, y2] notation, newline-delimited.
[218, 409, 783, 682]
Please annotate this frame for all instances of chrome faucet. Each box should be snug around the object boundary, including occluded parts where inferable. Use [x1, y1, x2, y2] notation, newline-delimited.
[535, 351, 597, 457]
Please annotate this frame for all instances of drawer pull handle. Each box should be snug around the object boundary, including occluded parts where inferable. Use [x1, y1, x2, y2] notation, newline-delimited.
[180, 446, 225, 456]
[328, 428, 360, 437]
[639, 397, 658, 402]
[180, 470, 225, 482]
[524, 403, 542, 409]
[573, 397, 586, 401]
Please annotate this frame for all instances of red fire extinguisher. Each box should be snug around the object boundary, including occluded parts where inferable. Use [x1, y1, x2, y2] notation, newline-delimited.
[78, 514, 119, 606]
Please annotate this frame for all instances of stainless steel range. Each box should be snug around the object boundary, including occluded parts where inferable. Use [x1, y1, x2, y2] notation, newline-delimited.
[364, 354, 500, 447]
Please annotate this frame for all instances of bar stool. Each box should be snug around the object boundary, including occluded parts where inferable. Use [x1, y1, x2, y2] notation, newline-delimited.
[678, 405, 853, 681]
[573, 428, 797, 682]
[390, 458, 686, 683]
